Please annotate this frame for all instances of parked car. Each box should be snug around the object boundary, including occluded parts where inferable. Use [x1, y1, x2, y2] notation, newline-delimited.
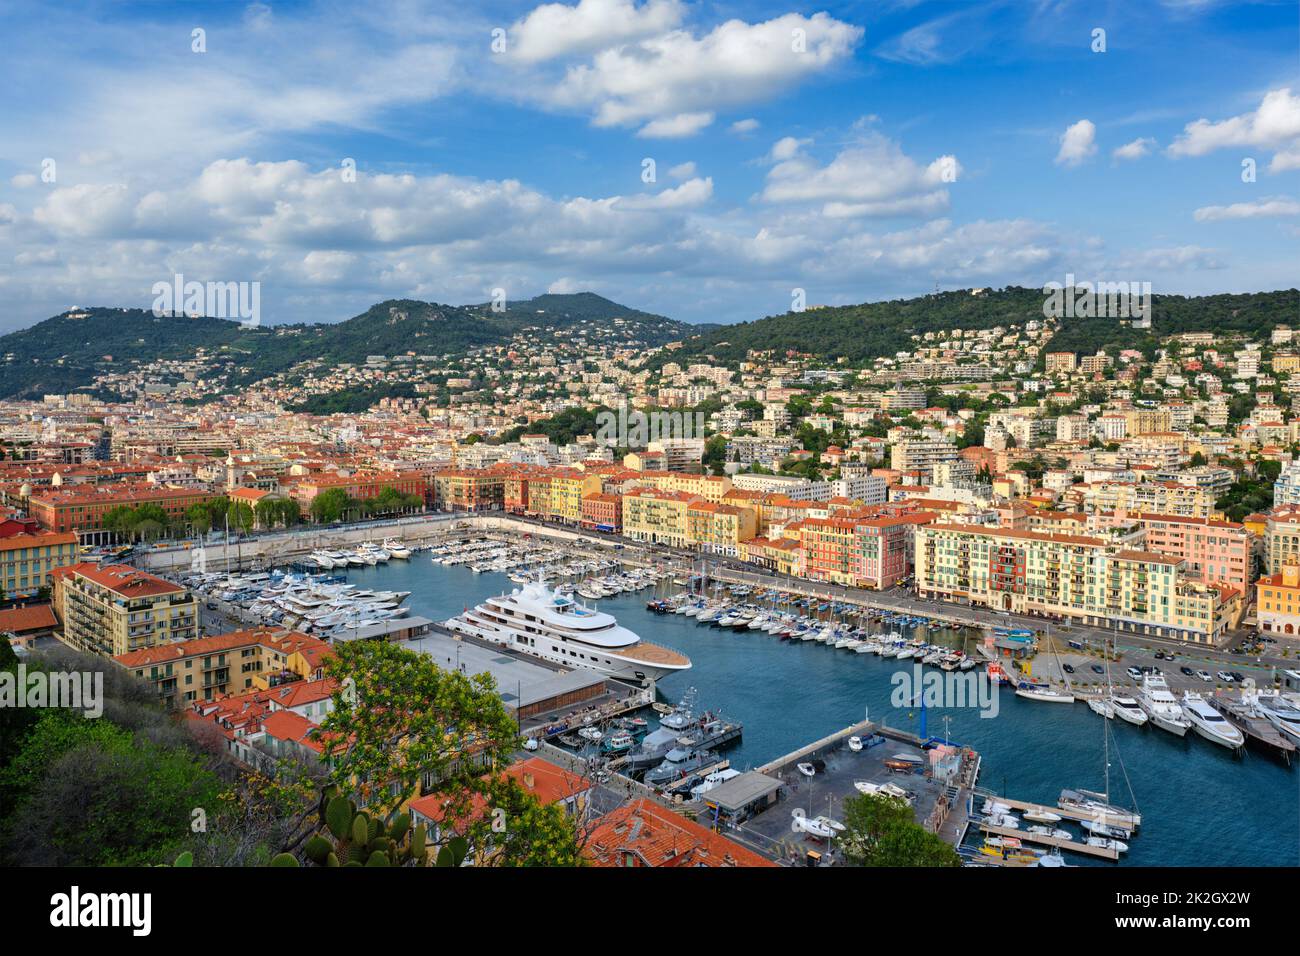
[1091, 664, 1105, 675]
[1126, 666, 1143, 680]
[1063, 664, 1075, 674]
[1217, 671, 1234, 682]
[1196, 670, 1213, 682]
[1180, 666, 1195, 677]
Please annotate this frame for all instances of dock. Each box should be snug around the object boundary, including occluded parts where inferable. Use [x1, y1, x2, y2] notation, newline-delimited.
[976, 820, 1119, 860]
[1208, 696, 1295, 764]
[974, 792, 1137, 829]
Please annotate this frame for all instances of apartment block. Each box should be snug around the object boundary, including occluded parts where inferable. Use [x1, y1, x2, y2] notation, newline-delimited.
[915, 524, 1238, 643]
[52, 562, 199, 658]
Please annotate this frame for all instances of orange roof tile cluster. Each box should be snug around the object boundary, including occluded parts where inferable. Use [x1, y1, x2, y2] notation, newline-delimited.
[55, 562, 185, 598]
[115, 626, 330, 668]
[585, 799, 775, 867]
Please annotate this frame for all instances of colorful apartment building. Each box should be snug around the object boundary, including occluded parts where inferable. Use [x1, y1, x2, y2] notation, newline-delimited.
[1266, 507, 1300, 574]
[1134, 513, 1253, 589]
[0, 530, 78, 599]
[685, 500, 756, 556]
[432, 469, 504, 512]
[622, 489, 697, 548]
[115, 627, 333, 708]
[52, 562, 199, 658]
[915, 524, 1238, 643]
[580, 492, 623, 533]
[290, 471, 428, 513]
[1257, 565, 1300, 637]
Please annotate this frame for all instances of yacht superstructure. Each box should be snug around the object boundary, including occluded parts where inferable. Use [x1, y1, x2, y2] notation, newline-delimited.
[445, 581, 691, 682]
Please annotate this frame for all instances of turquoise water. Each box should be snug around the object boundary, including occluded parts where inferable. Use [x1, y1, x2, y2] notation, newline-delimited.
[343, 558, 1299, 866]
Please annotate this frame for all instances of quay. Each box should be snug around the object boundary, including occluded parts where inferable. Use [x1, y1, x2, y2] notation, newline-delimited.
[716, 717, 980, 866]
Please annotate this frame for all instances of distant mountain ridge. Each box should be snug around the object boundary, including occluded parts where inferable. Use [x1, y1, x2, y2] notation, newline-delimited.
[0, 292, 698, 400]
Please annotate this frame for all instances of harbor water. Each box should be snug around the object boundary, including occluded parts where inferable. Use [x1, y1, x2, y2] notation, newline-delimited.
[341, 558, 1298, 867]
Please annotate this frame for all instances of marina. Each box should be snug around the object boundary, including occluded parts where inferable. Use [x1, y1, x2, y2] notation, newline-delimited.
[193, 533, 1300, 866]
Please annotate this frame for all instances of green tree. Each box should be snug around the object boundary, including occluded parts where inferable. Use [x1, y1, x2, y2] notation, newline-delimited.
[838, 792, 960, 867]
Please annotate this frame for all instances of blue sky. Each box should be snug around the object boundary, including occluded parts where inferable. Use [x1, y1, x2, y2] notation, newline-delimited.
[0, 0, 1297, 333]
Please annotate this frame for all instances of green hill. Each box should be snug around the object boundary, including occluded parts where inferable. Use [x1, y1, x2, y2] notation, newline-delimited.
[662, 286, 1300, 368]
[0, 293, 695, 400]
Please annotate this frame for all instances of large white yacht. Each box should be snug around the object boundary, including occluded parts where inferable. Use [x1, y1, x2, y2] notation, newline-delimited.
[1180, 692, 1244, 749]
[1137, 674, 1191, 736]
[444, 581, 692, 683]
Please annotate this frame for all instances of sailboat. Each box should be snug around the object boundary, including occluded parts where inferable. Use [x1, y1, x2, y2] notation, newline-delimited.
[1060, 632, 1142, 835]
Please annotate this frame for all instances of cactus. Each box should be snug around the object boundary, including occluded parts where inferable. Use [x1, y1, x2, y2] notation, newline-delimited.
[295, 790, 432, 867]
[269, 853, 300, 867]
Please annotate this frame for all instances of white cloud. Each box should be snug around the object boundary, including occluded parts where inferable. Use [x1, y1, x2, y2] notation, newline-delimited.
[1269, 147, 1300, 173]
[1124, 245, 1224, 271]
[1193, 197, 1300, 222]
[1056, 120, 1097, 167]
[636, 112, 714, 138]
[667, 161, 697, 180]
[540, 12, 862, 133]
[1112, 137, 1155, 161]
[761, 134, 960, 218]
[729, 118, 760, 134]
[10, 173, 38, 188]
[1168, 88, 1300, 163]
[508, 0, 683, 63]
[619, 177, 712, 209]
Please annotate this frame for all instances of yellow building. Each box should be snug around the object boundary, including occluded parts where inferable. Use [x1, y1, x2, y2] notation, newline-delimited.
[114, 627, 333, 708]
[685, 501, 757, 556]
[0, 530, 78, 599]
[52, 562, 199, 658]
[1258, 566, 1300, 637]
[548, 470, 603, 524]
[622, 489, 696, 547]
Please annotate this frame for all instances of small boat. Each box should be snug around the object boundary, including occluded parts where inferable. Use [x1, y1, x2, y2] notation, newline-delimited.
[1015, 683, 1075, 704]
[690, 768, 741, 797]
[1083, 819, 1131, 839]
[1059, 789, 1141, 829]
[1086, 835, 1129, 853]
[796, 761, 819, 778]
[791, 808, 835, 839]
[1087, 697, 1115, 719]
[855, 780, 914, 804]
[1111, 695, 1149, 726]
[847, 735, 864, 752]
[979, 836, 1039, 865]
[1028, 825, 1073, 841]
[1023, 808, 1063, 824]
[985, 811, 1020, 830]
[1035, 848, 1071, 867]
[523, 736, 540, 751]
[577, 726, 603, 743]
[602, 731, 635, 753]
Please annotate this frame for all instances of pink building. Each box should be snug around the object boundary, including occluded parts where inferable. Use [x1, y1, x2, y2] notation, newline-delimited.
[1135, 513, 1253, 589]
[854, 514, 931, 589]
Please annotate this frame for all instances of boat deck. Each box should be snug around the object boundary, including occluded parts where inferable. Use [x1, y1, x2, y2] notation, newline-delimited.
[618, 642, 691, 666]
